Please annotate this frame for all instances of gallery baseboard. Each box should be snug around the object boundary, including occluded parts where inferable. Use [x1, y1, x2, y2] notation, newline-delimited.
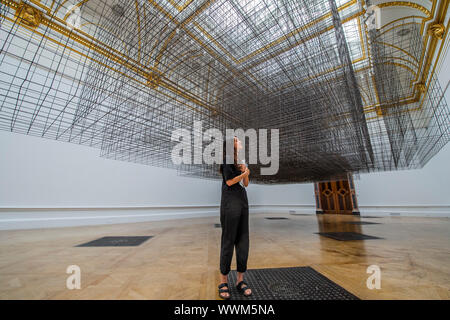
[0, 205, 220, 230]
[0, 204, 310, 230]
[250, 205, 450, 217]
[0, 204, 449, 230]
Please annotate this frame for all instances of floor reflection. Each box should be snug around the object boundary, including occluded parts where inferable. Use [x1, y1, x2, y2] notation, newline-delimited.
[316, 214, 368, 263]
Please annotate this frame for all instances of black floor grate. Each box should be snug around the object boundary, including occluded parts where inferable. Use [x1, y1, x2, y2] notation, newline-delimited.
[214, 223, 221, 228]
[226, 266, 358, 300]
[345, 221, 381, 225]
[76, 236, 153, 247]
[361, 216, 383, 219]
[316, 232, 382, 241]
[265, 217, 289, 220]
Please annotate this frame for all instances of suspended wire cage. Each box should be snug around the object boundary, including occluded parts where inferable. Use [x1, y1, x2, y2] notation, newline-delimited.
[0, 0, 449, 183]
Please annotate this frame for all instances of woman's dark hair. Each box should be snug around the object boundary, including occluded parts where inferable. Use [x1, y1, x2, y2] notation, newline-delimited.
[219, 137, 238, 174]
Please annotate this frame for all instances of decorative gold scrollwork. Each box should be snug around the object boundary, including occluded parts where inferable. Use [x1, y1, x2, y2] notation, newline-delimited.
[416, 82, 426, 94]
[15, 2, 42, 29]
[428, 23, 445, 40]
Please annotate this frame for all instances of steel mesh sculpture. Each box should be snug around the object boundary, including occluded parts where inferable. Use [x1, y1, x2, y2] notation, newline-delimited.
[0, 0, 449, 183]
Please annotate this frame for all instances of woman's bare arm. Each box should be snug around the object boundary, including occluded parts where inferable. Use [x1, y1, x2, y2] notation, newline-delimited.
[242, 168, 250, 187]
[226, 168, 249, 187]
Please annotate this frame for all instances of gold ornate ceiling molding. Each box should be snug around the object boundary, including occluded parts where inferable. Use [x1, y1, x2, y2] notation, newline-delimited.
[416, 0, 449, 109]
[14, 1, 42, 29]
[377, 1, 432, 17]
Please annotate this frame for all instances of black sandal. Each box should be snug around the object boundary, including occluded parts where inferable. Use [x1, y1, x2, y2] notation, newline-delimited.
[218, 283, 231, 300]
[236, 281, 252, 297]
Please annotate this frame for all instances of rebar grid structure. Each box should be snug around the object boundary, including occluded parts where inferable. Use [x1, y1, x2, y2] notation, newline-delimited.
[0, 0, 449, 183]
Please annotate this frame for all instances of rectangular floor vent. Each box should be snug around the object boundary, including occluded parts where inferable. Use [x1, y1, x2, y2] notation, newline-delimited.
[346, 221, 381, 225]
[76, 236, 153, 247]
[316, 232, 382, 241]
[227, 266, 359, 300]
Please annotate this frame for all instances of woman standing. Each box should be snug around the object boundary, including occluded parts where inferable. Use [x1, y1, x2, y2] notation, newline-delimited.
[218, 137, 252, 299]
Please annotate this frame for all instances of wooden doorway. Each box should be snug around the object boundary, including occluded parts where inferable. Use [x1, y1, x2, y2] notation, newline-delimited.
[314, 175, 359, 215]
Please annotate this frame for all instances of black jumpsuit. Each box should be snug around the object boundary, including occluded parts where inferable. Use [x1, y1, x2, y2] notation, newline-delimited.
[219, 164, 249, 276]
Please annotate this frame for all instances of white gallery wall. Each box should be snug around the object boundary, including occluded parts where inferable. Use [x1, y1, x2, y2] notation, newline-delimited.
[355, 142, 450, 216]
[0, 130, 313, 208]
[0, 131, 221, 208]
